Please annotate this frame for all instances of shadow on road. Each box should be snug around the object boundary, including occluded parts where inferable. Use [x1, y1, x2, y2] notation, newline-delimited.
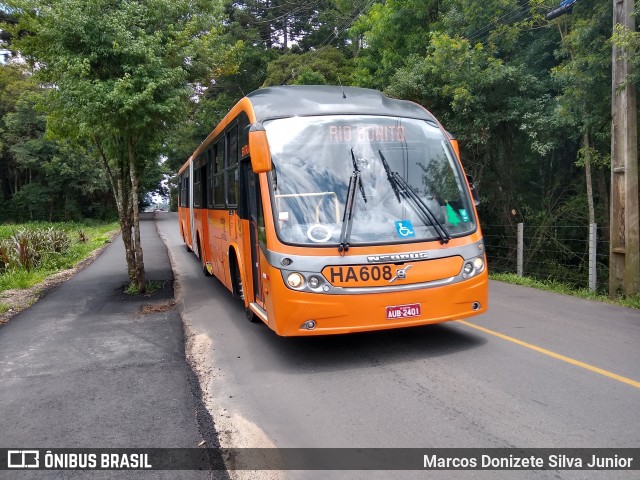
[197, 265, 487, 374]
[262, 322, 487, 374]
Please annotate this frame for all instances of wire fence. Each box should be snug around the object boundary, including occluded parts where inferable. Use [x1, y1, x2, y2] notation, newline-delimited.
[483, 223, 609, 292]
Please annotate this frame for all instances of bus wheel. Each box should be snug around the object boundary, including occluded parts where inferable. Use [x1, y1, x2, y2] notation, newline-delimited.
[245, 306, 259, 323]
[231, 259, 244, 301]
[198, 240, 210, 277]
[181, 227, 192, 252]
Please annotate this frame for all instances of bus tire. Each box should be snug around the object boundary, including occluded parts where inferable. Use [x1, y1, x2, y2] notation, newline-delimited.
[181, 226, 192, 252]
[231, 256, 244, 302]
[197, 237, 211, 277]
[245, 306, 259, 323]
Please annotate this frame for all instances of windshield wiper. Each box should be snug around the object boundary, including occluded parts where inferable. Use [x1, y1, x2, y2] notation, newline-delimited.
[378, 150, 451, 244]
[379, 150, 402, 204]
[338, 149, 367, 253]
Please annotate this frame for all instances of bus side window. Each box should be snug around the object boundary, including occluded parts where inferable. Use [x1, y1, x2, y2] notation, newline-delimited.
[181, 174, 190, 207]
[214, 139, 225, 207]
[193, 161, 201, 208]
[226, 125, 239, 207]
[199, 160, 207, 208]
[207, 147, 215, 209]
[177, 174, 182, 207]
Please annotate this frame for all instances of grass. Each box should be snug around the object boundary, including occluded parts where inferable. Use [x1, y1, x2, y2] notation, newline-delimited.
[490, 272, 640, 310]
[125, 280, 166, 296]
[0, 220, 119, 293]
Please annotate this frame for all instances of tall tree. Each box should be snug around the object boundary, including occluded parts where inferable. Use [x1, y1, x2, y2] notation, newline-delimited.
[226, 0, 338, 50]
[3, 0, 224, 291]
[550, 0, 612, 227]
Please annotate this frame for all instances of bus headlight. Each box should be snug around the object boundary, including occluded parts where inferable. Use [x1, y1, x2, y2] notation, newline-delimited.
[287, 272, 305, 288]
[308, 276, 322, 289]
[473, 257, 484, 272]
[462, 256, 485, 279]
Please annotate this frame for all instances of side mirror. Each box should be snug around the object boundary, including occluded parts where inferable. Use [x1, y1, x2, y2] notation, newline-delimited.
[466, 174, 480, 206]
[248, 130, 272, 173]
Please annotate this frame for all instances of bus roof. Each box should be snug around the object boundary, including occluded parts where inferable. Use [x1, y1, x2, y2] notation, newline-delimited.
[246, 85, 436, 124]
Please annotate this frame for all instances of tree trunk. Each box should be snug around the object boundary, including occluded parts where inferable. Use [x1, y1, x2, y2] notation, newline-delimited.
[584, 131, 595, 225]
[283, 14, 288, 50]
[128, 136, 145, 293]
[94, 134, 145, 292]
[120, 214, 136, 282]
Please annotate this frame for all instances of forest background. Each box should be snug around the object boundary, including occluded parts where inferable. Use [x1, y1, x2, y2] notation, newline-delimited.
[1, 0, 639, 295]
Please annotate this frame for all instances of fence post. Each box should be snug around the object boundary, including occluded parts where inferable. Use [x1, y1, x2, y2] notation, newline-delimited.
[517, 223, 524, 277]
[589, 223, 597, 291]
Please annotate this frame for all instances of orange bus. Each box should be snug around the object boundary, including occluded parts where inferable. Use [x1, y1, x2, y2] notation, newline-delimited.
[177, 85, 487, 336]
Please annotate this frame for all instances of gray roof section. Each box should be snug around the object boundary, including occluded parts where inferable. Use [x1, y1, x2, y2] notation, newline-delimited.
[246, 85, 436, 125]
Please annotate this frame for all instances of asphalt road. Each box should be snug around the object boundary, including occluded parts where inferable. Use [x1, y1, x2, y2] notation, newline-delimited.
[157, 212, 639, 480]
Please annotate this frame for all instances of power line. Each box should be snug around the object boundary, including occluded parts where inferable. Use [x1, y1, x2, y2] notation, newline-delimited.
[467, 1, 534, 42]
[247, 0, 323, 25]
[465, 1, 561, 44]
[317, 0, 376, 49]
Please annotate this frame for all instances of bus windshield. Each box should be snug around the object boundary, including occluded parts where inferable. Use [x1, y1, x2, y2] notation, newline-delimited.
[264, 115, 476, 246]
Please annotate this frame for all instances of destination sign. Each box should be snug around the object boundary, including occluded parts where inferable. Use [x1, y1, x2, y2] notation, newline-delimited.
[328, 125, 406, 143]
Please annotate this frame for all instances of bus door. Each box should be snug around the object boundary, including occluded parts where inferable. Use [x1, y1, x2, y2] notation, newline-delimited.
[244, 162, 265, 306]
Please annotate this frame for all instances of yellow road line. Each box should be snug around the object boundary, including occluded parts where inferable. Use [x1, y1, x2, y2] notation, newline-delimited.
[457, 320, 640, 390]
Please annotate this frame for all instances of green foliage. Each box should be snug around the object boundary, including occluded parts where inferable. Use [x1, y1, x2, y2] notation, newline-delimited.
[224, 0, 343, 51]
[0, 226, 71, 271]
[8, 0, 223, 147]
[262, 47, 355, 86]
[125, 279, 165, 296]
[0, 64, 112, 222]
[352, 0, 442, 88]
[613, 16, 640, 85]
[550, 0, 611, 137]
[124, 282, 142, 295]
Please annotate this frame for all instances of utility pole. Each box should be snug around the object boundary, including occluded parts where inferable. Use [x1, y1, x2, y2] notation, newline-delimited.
[610, 0, 639, 296]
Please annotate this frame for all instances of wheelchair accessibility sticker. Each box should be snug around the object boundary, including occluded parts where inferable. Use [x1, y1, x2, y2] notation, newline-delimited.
[395, 220, 415, 238]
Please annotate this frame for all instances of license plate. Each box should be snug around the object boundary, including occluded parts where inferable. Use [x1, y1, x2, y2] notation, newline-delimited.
[386, 303, 421, 320]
